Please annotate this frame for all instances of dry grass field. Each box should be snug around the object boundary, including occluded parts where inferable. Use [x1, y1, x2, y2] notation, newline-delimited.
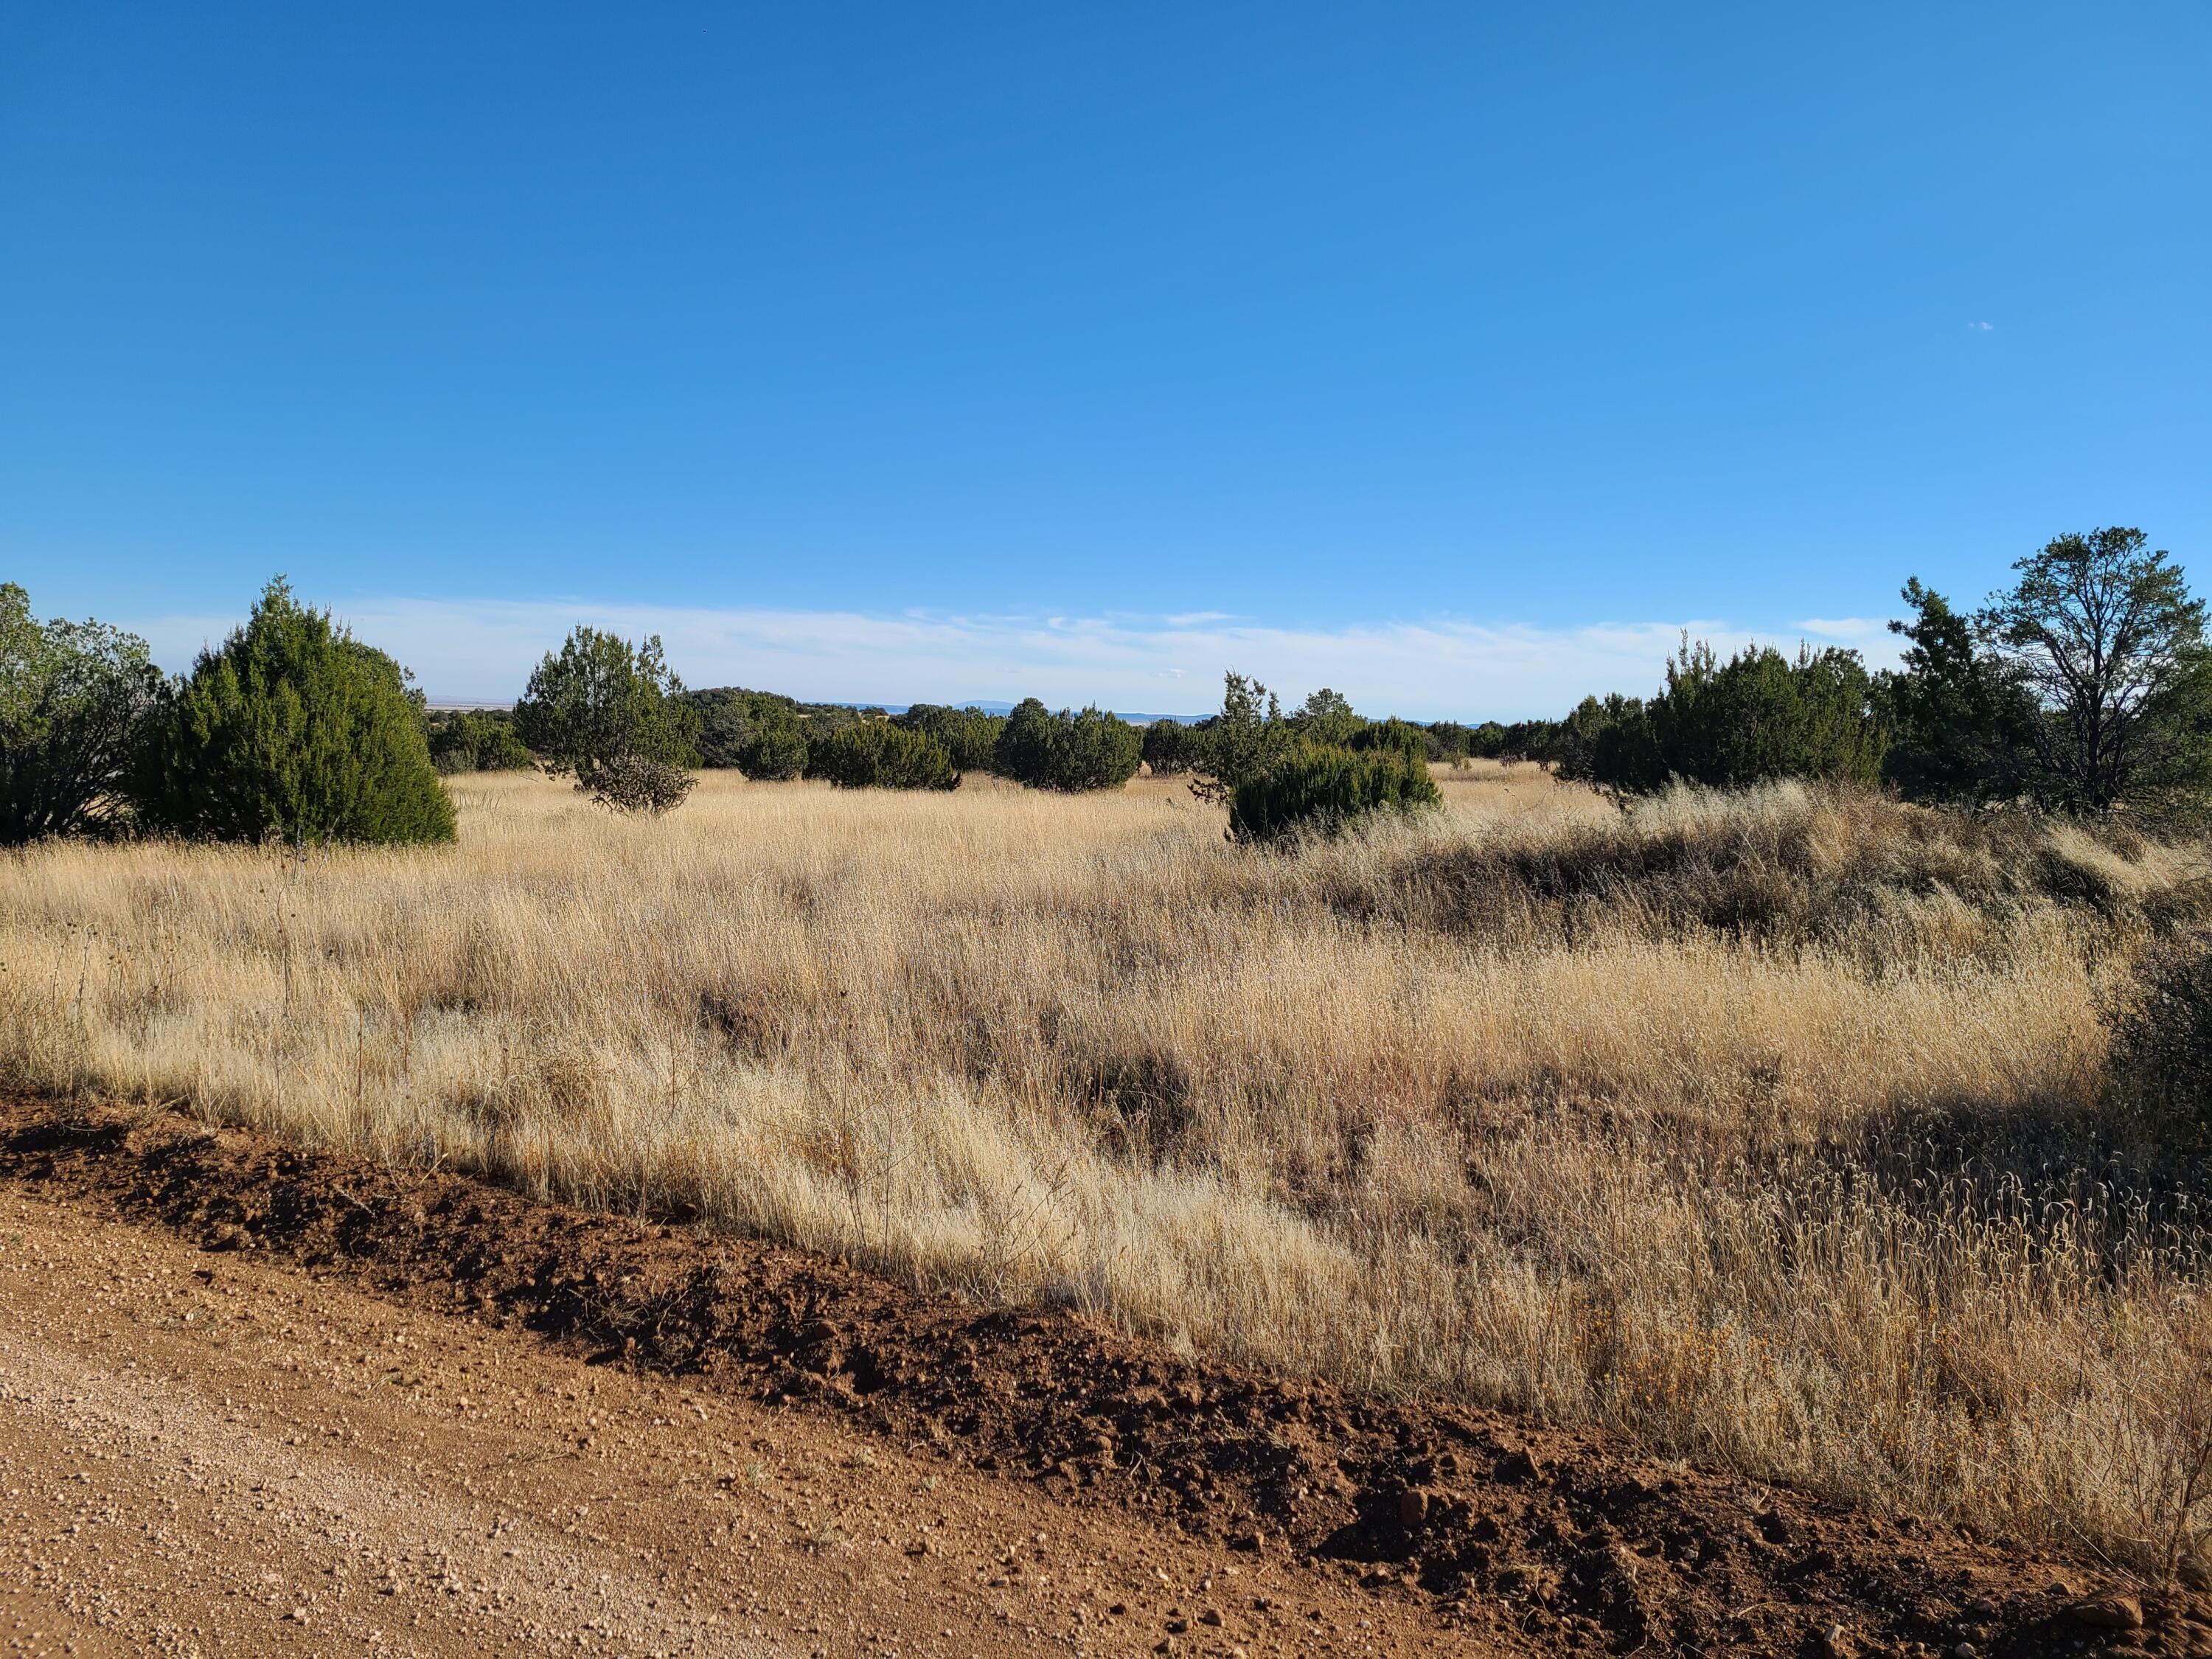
[6, 761, 2210, 1570]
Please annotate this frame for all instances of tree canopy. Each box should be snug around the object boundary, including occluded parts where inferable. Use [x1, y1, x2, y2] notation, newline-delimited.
[515, 626, 701, 810]
[133, 578, 455, 845]
[992, 700, 1143, 792]
[0, 583, 166, 843]
[1979, 527, 2212, 814]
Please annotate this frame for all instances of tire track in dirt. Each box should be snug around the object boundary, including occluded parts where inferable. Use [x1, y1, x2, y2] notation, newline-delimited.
[0, 1323, 750, 1655]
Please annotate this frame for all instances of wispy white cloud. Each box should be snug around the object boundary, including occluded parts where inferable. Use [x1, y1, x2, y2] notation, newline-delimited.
[1967, 320, 1994, 331]
[1792, 616, 1894, 645]
[121, 599, 1905, 721]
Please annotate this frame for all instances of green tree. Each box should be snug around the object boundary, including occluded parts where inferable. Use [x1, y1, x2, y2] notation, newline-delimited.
[1348, 716, 1429, 767]
[0, 584, 167, 842]
[515, 626, 701, 807]
[806, 720, 959, 790]
[1425, 721, 1475, 762]
[1555, 695, 1659, 790]
[1496, 718, 1561, 762]
[1877, 579, 2034, 804]
[1979, 528, 2212, 814]
[1141, 717, 1203, 776]
[1290, 687, 1363, 748]
[894, 703, 1006, 771]
[1189, 671, 1286, 804]
[737, 719, 808, 780]
[134, 578, 456, 845]
[992, 699, 1142, 791]
[678, 686, 809, 777]
[1563, 638, 1887, 794]
[425, 709, 535, 775]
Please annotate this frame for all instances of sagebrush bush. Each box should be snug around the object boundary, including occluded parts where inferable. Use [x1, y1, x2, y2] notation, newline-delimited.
[1229, 742, 1441, 842]
[133, 578, 456, 846]
[807, 721, 959, 790]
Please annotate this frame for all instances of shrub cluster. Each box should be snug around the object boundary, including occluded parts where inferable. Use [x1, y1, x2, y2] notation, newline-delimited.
[1348, 716, 1429, 767]
[992, 699, 1142, 792]
[894, 703, 1006, 771]
[806, 720, 959, 790]
[1556, 641, 1888, 796]
[679, 686, 810, 779]
[1229, 742, 1441, 842]
[1141, 717, 1203, 776]
[425, 709, 534, 775]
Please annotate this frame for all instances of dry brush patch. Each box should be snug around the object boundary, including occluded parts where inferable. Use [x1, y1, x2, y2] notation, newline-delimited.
[4, 767, 2210, 1571]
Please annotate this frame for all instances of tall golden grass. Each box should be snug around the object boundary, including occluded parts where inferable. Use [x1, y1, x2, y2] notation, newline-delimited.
[5, 763, 2208, 1568]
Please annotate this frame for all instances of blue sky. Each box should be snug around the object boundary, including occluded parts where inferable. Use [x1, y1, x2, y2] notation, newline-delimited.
[3, 3, 2206, 716]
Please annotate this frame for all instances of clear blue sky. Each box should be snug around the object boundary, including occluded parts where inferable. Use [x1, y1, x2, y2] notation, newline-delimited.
[3, 3, 2206, 714]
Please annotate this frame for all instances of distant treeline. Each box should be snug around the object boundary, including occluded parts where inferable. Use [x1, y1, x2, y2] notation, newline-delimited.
[4, 525, 2202, 846]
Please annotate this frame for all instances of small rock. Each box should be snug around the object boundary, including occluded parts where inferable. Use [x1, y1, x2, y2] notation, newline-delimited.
[1398, 1487, 1430, 1530]
[1952, 1644, 1979, 1659]
[2072, 1594, 2144, 1630]
[285, 1607, 310, 1624]
[1199, 1608, 1223, 1627]
[1819, 1622, 1849, 1658]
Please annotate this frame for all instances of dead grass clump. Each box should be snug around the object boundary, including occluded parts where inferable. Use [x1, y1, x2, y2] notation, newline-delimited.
[1310, 779, 2212, 967]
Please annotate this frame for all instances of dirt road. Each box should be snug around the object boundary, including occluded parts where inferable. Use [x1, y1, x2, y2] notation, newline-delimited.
[0, 1180, 1463, 1659]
